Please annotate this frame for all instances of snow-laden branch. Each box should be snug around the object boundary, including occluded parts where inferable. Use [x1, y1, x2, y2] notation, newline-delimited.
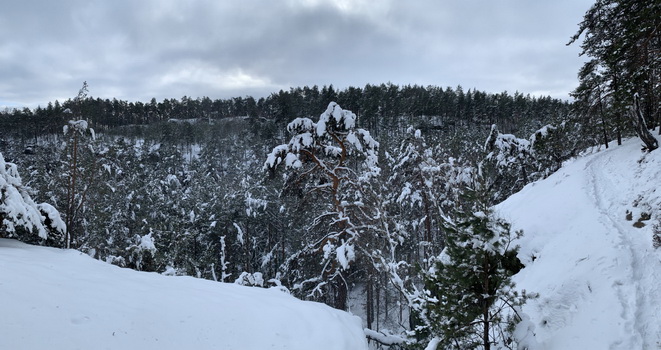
[264, 102, 382, 309]
[364, 328, 407, 346]
[0, 152, 65, 240]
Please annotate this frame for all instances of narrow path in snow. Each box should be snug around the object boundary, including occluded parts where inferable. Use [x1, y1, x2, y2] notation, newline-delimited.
[498, 137, 661, 349]
[585, 147, 661, 349]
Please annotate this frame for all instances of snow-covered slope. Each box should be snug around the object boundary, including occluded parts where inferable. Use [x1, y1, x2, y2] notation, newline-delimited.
[497, 136, 661, 349]
[0, 239, 368, 350]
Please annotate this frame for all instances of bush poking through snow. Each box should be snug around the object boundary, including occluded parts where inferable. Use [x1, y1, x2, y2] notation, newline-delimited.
[653, 222, 661, 249]
[126, 231, 157, 271]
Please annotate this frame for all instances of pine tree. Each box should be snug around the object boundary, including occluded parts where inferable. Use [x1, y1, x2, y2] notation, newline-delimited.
[385, 127, 452, 272]
[569, 0, 660, 151]
[415, 196, 530, 350]
[264, 102, 380, 310]
[483, 125, 534, 203]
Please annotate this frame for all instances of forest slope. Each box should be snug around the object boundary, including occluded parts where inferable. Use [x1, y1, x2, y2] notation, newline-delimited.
[0, 239, 368, 350]
[497, 133, 661, 349]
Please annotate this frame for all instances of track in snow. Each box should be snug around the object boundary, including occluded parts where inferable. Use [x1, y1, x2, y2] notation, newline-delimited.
[585, 146, 661, 349]
[497, 136, 661, 350]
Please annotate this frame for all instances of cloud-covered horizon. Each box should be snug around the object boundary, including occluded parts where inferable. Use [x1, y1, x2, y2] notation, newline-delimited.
[0, 0, 592, 108]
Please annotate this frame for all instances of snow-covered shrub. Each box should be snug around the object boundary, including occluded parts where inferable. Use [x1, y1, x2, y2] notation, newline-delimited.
[530, 122, 578, 177]
[234, 271, 265, 287]
[0, 152, 65, 243]
[126, 231, 157, 271]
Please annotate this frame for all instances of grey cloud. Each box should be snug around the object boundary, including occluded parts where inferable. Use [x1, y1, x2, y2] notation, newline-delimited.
[0, 0, 593, 108]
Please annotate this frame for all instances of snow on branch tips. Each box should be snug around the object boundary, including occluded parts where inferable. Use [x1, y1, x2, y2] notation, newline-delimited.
[63, 119, 95, 140]
[263, 101, 382, 310]
[264, 101, 379, 177]
[0, 152, 65, 241]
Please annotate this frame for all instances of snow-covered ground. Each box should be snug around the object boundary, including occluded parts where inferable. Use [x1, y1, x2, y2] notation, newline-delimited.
[0, 240, 368, 350]
[497, 135, 661, 349]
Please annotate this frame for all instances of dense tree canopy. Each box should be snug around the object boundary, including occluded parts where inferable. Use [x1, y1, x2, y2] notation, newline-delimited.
[1, 83, 571, 146]
[570, 0, 660, 151]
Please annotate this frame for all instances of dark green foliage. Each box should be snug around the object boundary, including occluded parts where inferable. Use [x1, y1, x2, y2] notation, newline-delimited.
[529, 123, 578, 176]
[0, 84, 571, 148]
[418, 205, 529, 349]
[570, 0, 660, 151]
[653, 221, 661, 248]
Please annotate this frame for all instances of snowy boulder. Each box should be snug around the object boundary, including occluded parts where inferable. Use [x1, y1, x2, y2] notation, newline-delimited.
[0, 239, 368, 350]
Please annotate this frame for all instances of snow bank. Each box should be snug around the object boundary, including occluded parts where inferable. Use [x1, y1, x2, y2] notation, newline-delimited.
[497, 135, 661, 349]
[0, 239, 368, 350]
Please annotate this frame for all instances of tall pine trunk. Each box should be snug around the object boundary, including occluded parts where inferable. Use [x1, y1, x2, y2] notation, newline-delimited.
[66, 132, 78, 249]
[482, 254, 491, 350]
[630, 94, 659, 151]
[597, 95, 609, 148]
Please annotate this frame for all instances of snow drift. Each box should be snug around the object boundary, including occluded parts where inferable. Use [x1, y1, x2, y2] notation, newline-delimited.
[0, 239, 368, 350]
[497, 135, 661, 349]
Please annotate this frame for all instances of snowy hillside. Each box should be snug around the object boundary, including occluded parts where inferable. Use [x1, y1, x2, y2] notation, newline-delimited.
[0, 240, 368, 350]
[497, 135, 661, 349]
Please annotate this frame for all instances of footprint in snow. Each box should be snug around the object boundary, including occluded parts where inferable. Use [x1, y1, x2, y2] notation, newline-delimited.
[70, 315, 91, 325]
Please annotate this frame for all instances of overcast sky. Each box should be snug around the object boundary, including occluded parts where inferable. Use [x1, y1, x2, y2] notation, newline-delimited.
[1, 0, 593, 109]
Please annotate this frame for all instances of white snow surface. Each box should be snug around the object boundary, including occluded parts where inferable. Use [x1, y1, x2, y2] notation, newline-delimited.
[0, 239, 368, 350]
[496, 135, 661, 349]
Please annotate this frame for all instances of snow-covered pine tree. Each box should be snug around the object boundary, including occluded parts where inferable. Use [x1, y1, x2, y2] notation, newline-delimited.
[0, 152, 65, 242]
[570, 0, 660, 150]
[264, 102, 380, 310]
[485, 122, 582, 201]
[529, 122, 579, 178]
[370, 127, 447, 331]
[483, 124, 535, 203]
[184, 124, 278, 283]
[60, 82, 106, 249]
[387, 127, 444, 268]
[370, 128, 483, 338]
[415, 194, 531, 350]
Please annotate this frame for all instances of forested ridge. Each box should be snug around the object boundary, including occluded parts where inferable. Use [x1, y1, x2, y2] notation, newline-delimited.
[1, 0, 659, 348]
[0, 83, 579, 339]
[2, 83, 569, 141]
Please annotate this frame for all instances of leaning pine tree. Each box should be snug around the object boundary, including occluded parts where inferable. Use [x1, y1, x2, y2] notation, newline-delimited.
[415, 192, 535, 350]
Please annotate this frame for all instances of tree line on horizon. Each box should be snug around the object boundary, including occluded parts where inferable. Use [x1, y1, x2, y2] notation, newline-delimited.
[1, 83, 570, 144]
